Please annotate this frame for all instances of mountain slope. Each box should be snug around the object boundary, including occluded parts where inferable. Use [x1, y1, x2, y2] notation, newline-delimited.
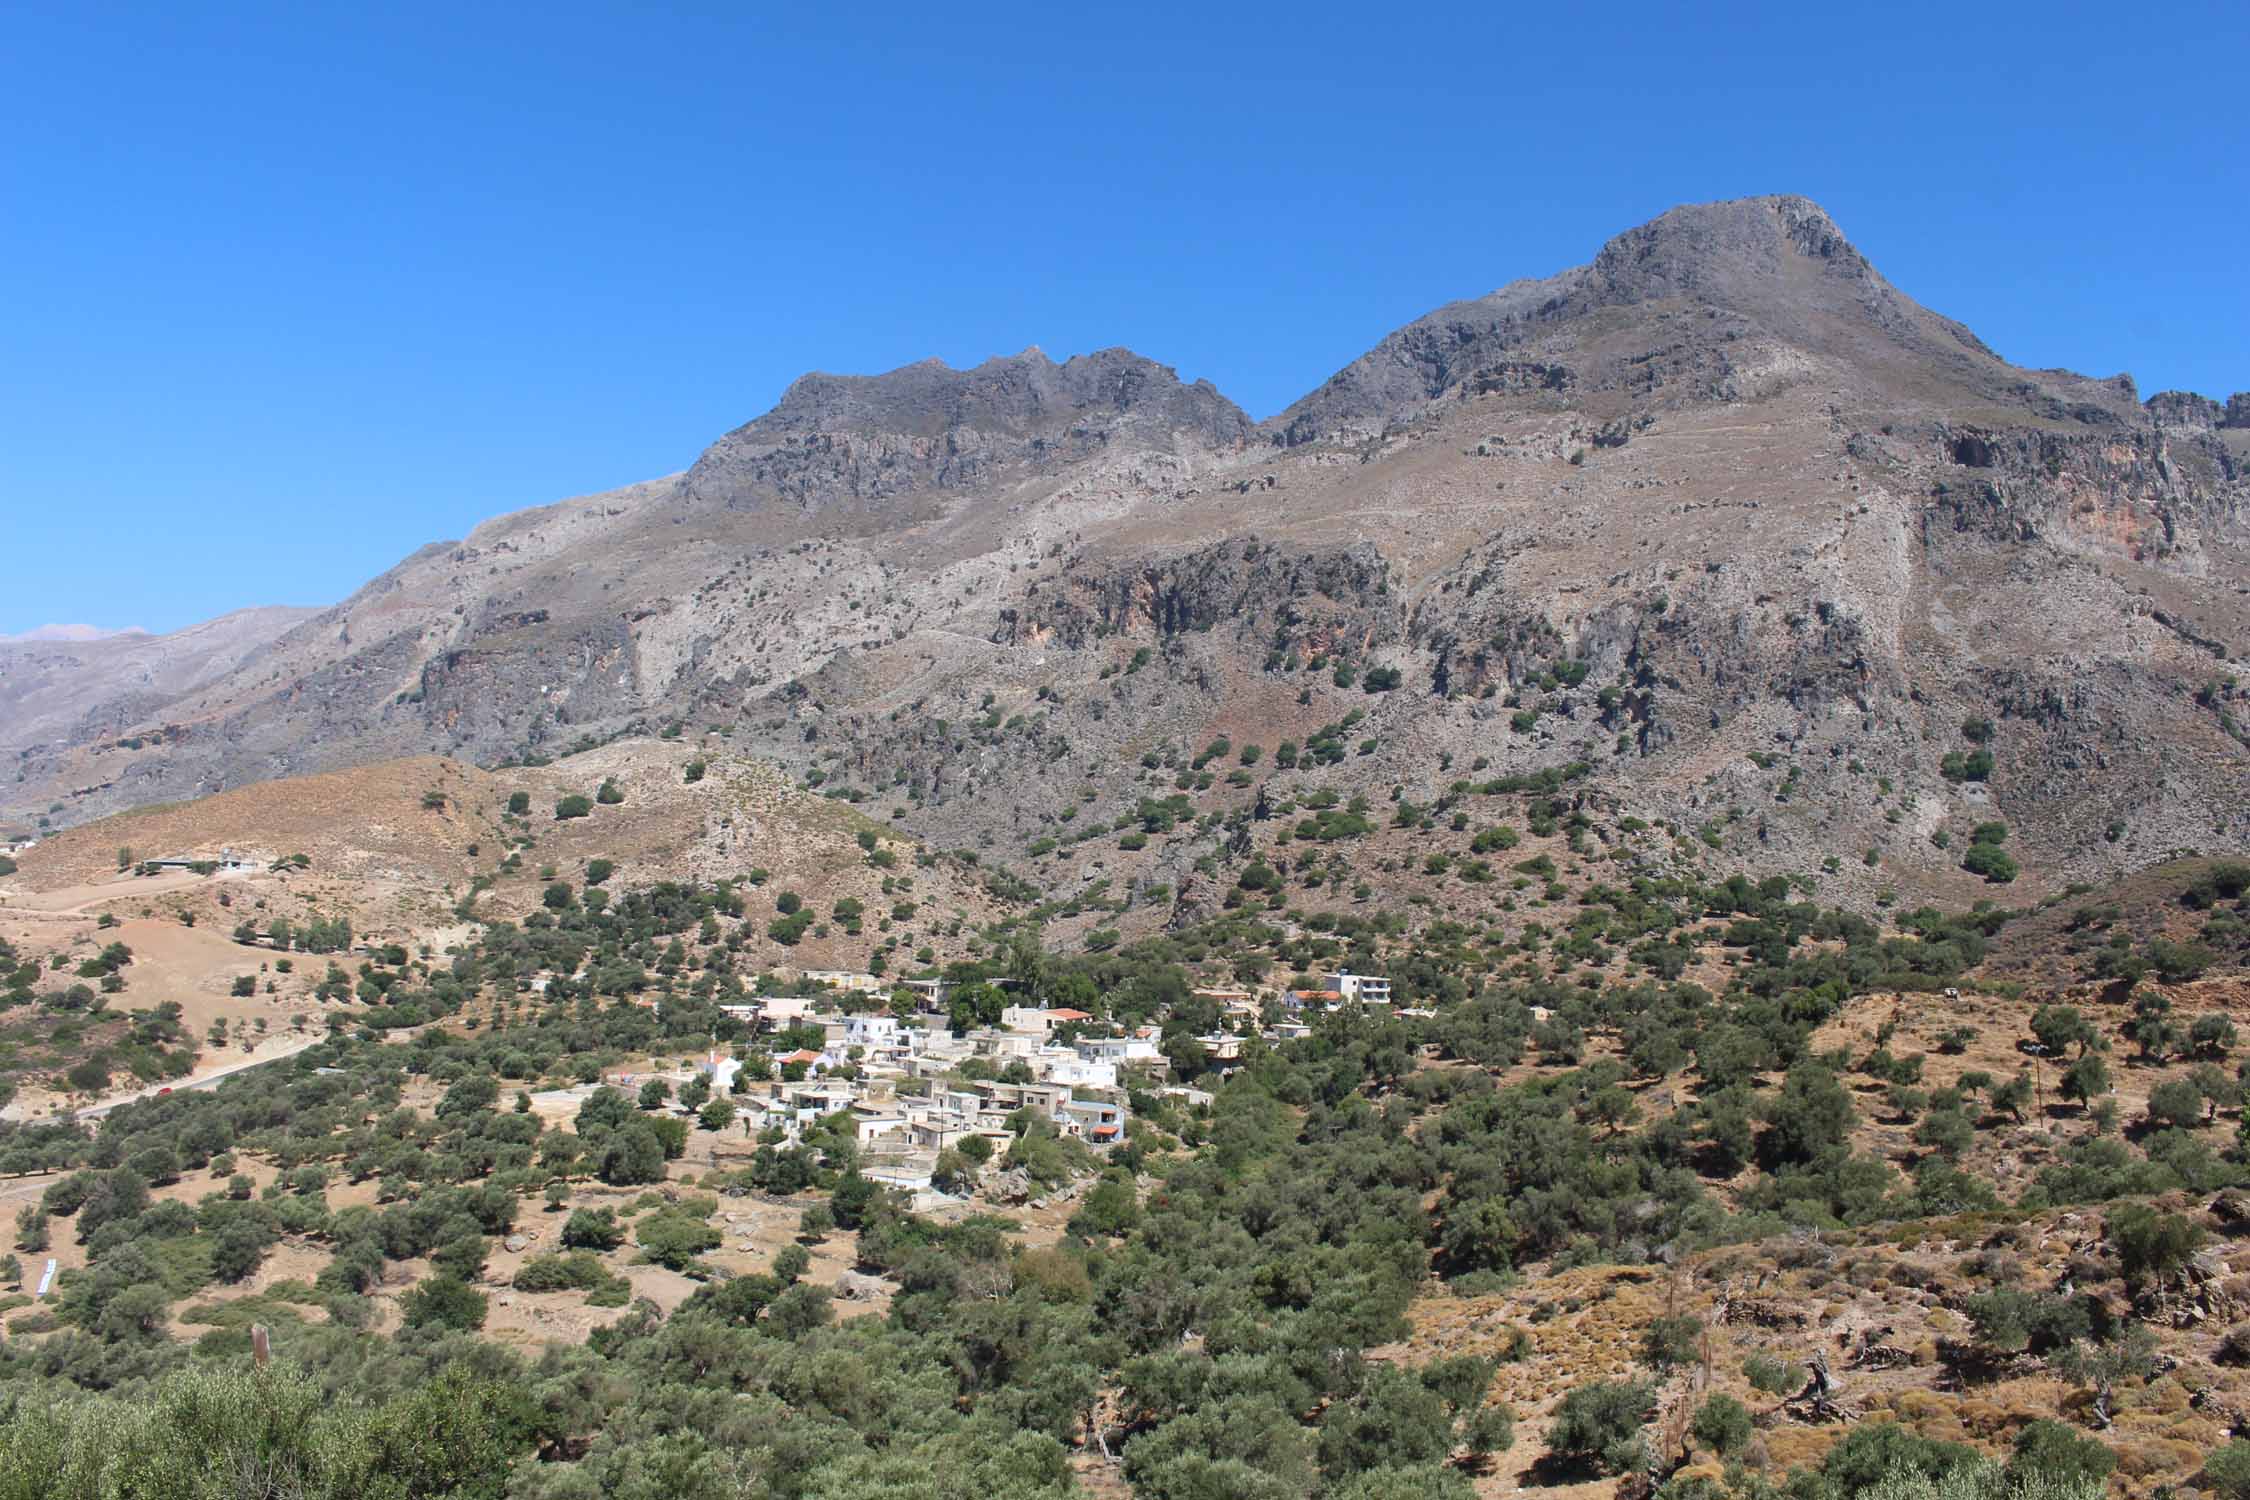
[0, 606, 318, 769]
[5, 196, 2245, 915]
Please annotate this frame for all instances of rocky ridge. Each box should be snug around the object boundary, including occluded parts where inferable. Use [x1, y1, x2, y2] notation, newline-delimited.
[4, 195, 2245, 919]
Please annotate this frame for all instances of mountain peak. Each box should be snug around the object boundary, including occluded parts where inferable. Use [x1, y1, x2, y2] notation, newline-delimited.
[1588, 194, 1874, 302]
[681, 347, 1251, 512]
[1266, 193, 2029, 445]
[749, 346, 1240, 443]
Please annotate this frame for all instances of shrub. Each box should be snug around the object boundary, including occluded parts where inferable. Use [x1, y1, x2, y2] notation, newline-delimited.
[1759, 1060, 1855, 1166]
[1964, 1289, 2087, 1356]
[596, 779, 624, 805]
[561, 1208, 623, 1250]
[1820, 1423, 1981, 1499]
[595, 1123, 667, 1186]
[554, 795, 593, 820]
[1962, 843, 2017, 882]
[1940, 749, 1994, 783]
[636, 1213, 721, 1271]
[2108, 1204, 2205, 1286]
[513, 1252, 614, 1292]
[2193, 1011, 2239, 1057]
[1689, 1393, 1751, 1457]
[2058, 1053, 2109, 1110]
[2006, 1420, 2114, 1491]
[1639, 1315, 1702, 1372]
[2206, 1440, 2250, 1500]
[1546, 1379, 1655, 1474]
[2146, 1078, 2203, 1129]
[400, 1274, 487, 1331]
[1743, 1352, 1800, 1395]
[2026, 1001, 2090, 1056]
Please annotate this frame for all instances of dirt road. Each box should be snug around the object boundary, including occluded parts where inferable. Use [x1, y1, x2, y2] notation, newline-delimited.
[68, 1032, 327, 1121]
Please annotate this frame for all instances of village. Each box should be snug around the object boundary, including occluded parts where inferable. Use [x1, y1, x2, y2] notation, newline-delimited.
[574, 966, 1402, 1207]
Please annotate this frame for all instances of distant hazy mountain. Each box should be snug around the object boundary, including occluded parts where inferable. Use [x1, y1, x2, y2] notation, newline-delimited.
[0, 624, 149, 643]
[0, 606, 318, 772]
[6, 195, 2244, 900]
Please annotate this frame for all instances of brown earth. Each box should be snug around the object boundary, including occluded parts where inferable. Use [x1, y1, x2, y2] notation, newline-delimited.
[1385, 1200, 2249, 1499]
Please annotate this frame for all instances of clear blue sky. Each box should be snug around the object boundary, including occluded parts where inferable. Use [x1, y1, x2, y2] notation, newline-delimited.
[4, 1, 2244, 634]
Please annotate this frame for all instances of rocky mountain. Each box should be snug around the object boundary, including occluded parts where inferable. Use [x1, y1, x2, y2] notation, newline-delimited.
[0, 606, 317, 773]
[6, 195, 2245, 913]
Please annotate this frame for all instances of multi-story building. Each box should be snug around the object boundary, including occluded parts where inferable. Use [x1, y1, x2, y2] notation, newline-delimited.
[1323, 972, 1393, 1007]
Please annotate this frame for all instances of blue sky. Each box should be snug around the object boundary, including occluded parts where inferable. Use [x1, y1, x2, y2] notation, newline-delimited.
[4, 1, 2244, 634]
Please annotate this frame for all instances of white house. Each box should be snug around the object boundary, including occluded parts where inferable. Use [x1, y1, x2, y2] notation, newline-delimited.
[1074, 1035, 1160, 1066]
[843, 1015, 903, 1049]
[1323, 972, 1393, 1007]
[1061, 1098, 1125, 1146]
[1036, 1051, 1117, 1090]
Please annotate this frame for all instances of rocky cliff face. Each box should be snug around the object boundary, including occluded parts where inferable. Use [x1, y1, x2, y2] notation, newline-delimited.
[6, 196, 2245, 909]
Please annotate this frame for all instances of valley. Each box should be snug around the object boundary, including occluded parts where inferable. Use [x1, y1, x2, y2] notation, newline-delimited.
[3, 195, 2248, 1500]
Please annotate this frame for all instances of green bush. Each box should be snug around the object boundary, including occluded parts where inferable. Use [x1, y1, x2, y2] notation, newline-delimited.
[637, 1213, 721, 1271]
[1638, 1314, 1702, 1372]
[2005, 1420, 2114, 1490]
[2205, 1440, 2250, 1500]
[2108, 1204, 2205, 1286]
[561, 1208, 623, 1250]
[1545, 1379, 1654, 1474]
[1962, 841, 2018, 883]
[400, 1274, 487, 1331]
[513, 1251, 615, 1292]
[1689, 1393, 1751, 1457]
[1743, 1353, 1800, 1394]
[553, 794, 593, 820]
